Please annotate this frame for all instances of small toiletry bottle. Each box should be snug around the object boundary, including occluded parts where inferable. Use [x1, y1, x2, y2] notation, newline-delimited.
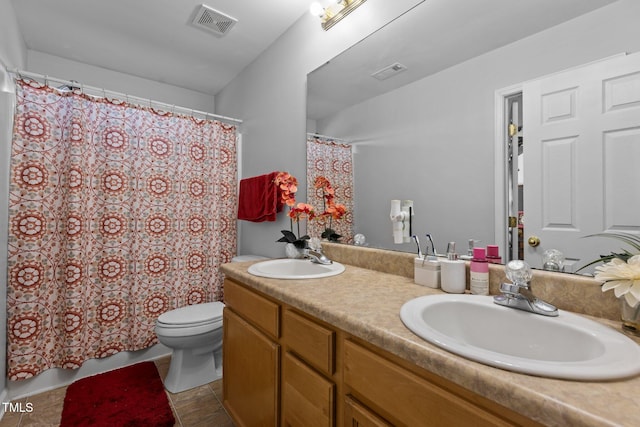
[414, 256, 441, 288]
[459, 239, 475, 260]
[440, 242, 466, 294]
[486, 245, 502, 264]
[470, 247, 489, 295]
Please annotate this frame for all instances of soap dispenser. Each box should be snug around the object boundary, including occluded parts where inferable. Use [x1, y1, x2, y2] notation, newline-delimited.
[440, 242, 466, 294]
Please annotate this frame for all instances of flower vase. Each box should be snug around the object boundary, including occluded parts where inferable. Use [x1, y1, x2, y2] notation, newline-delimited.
[620, 299, 640, 337]
[285, 243, 304, 259]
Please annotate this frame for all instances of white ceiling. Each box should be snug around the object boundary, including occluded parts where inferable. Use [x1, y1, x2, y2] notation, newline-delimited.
[11, 0, 314, 95]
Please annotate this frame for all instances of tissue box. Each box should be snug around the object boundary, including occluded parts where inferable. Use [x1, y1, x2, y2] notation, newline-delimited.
[414, 257, 441, 288]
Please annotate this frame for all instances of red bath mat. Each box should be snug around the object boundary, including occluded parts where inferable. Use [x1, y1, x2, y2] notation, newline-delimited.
[60, 361, 175, 427]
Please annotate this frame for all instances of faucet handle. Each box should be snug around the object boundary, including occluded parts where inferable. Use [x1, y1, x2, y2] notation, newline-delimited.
[505, 260, 532, 287]
[499, 282, 521, 295]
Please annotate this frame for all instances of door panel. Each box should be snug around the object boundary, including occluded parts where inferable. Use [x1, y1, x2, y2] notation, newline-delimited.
[524, 53, 640, 271]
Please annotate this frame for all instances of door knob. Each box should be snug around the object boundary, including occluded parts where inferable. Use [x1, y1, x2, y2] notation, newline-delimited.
[527, 236, 541, 247]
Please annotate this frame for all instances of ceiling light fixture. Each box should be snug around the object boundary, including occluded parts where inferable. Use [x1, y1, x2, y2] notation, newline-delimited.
[310, 0, 368, 31]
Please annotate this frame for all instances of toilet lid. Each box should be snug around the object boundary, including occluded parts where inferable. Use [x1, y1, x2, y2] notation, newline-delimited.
[157, 301, 224, 327]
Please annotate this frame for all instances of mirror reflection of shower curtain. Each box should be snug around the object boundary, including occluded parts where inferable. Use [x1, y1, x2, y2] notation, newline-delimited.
[6, 78, 238, 380]
[306, 136, 354, 243]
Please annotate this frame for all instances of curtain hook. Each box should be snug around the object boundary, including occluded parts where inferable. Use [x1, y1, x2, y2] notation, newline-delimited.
[44, 75, 49, 86]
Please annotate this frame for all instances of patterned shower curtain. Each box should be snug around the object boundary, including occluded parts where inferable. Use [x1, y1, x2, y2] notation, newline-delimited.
[7, 79, 237, 380]
[306, 136, 354, 243]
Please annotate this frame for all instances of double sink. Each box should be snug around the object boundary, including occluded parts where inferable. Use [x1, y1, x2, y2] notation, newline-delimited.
[247, 259, 640, 381]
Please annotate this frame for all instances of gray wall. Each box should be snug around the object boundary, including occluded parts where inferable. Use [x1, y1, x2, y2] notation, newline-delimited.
[27, 51, 215, 112]
[216, 0, 423, 258]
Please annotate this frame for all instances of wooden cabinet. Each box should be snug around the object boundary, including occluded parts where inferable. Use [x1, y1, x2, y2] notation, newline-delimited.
[223, 308, 279, 427]
[222, 278, 540, 427]
[282, 308, 337, 426]
[223, 279, 280, 427]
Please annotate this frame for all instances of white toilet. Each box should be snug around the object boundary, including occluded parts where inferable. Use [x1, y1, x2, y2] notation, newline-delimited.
[155, 301, 225, 393]
[155, 254, 267, 393]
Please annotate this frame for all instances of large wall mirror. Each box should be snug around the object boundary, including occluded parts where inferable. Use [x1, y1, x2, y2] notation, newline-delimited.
[307, 0, 640, 274]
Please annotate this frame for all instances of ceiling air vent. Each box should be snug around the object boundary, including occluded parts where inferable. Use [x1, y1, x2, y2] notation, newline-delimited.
[191, 4, 237, 37]
[371, 62, 408, 81]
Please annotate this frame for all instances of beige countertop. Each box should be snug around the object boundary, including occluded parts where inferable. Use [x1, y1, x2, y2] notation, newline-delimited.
[220, 260, 640, 427]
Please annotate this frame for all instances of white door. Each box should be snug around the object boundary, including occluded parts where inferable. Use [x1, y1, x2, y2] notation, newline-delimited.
[523, 53, 640, 271]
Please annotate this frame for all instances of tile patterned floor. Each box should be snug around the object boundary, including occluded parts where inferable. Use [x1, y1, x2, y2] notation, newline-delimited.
[0, 357, 235, 427]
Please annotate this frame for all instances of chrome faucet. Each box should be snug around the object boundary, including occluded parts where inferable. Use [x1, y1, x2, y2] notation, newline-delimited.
[303, 248, 333, 265]
[493, 260, 558, 317]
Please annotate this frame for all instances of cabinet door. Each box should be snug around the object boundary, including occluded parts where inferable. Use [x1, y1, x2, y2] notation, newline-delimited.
[223, 308, 279, 427]
[282, 352, 335, 427]
[344, 396, 392, 427]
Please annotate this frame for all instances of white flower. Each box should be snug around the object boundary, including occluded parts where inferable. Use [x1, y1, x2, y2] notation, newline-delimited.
[594, 255, 640, 307]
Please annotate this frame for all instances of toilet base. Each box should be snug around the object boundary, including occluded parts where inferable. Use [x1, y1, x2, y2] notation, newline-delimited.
[163, 348, 222, 393]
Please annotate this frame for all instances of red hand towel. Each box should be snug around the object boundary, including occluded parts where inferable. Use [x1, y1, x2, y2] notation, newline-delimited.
[238, 172, 283, 222]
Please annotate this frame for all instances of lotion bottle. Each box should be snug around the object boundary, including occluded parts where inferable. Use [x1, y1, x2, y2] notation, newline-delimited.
[440, 242, 466, 294]
[486, 244, 502, 264]
[470, 247, 489, 295]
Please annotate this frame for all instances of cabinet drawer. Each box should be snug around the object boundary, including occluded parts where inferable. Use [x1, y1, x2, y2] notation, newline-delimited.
[283, 309, 335, 375]
[344, 396, 391, 427]
[282, 352, 335, 427]
[224, 279, 279, 338]
[344, 340, 513, 427]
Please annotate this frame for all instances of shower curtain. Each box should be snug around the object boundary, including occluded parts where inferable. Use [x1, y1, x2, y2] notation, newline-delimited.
[6, 79, 237, 380]
[306, 136, 354, 243]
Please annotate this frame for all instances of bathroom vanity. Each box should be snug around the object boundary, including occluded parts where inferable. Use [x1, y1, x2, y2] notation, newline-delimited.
[220, 245, 640, 426]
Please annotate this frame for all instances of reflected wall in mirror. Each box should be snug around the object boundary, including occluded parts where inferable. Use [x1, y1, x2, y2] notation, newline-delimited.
[306, 0, 640, 274]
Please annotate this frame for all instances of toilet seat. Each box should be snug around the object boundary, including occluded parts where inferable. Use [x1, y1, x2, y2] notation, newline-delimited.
[156, 301, 224, 330]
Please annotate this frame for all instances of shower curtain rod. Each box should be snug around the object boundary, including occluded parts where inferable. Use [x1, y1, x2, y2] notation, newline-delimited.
[10, 69, 243, 125]
[307, 132, 351, 144]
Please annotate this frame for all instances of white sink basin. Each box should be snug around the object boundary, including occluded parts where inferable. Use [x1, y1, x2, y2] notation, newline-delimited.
[400, 294, 640, 380]
[247, 259, 345, 279]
